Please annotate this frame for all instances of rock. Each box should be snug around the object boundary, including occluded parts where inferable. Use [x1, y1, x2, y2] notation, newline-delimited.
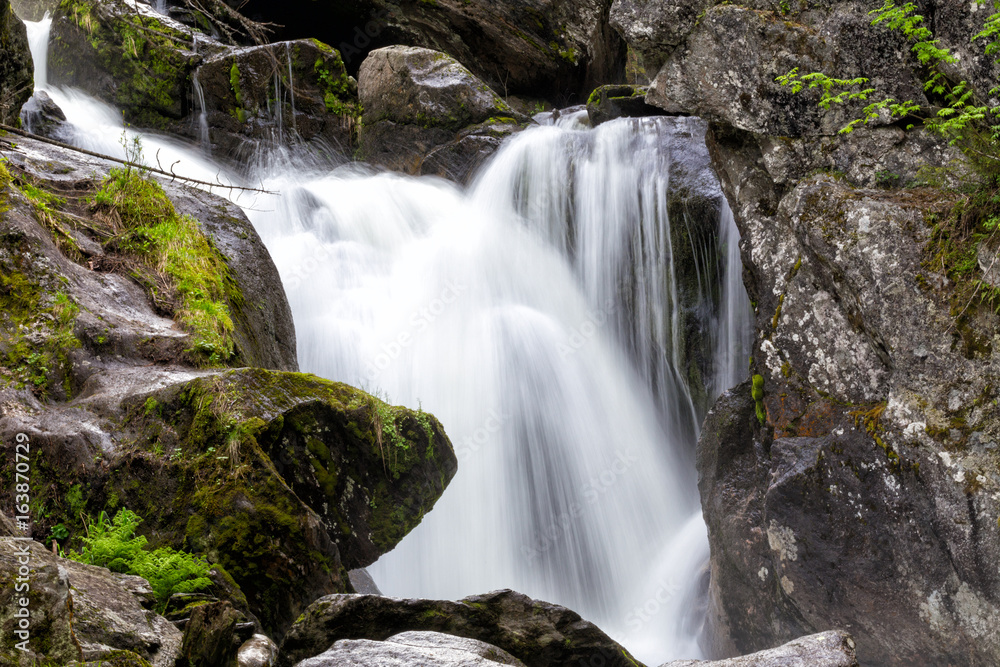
[0, 133, 458, 644]
[298, 631, 526, 667]
[48, 0, 361, 161]
[606, 2, 1000, 664]
[1, 132, 297, 377]
[20, 90, 67, 137]
[609, 0, 713, 73]
[347, 567, 382, 595]
[176, 600, 242, 667]
[245, 0, 625, 100]
[0, 0, 33, 124]
[194, 38, 361, 161]
[237, 634, 279, 667]
[10, 0, 56, 21]
[277, 589, 641, 667]
[0, 540, 182, 666]
[358, 46, 529, 181]
[660, 631, 858, 666]
[49, 0, 211, 128]
[586, 84, 661, 126]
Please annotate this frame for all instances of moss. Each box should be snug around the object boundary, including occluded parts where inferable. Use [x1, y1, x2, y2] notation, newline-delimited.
[92, 160, 235, 364]
[57, 0, 190, 127]
[752, 374, 766, 424]
[88, 650, 153, 667]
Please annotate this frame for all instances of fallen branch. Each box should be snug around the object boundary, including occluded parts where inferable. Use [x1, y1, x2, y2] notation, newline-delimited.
[0, 122, 276, 195]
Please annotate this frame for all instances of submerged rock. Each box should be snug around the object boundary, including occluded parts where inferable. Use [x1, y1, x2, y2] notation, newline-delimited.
[277, 589, 641, 667]
[358, 45, 529, 182]
[660, 631, 858, 667]
[585, 83, 661, 126]
[0, 0, 33, 124]
[19, 90, 67, 137]
[298, 631, 526, 667]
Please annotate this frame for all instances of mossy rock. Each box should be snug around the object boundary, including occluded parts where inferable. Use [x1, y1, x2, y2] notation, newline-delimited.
[48, 0, 209, 128]
[97, 368, 457, 637]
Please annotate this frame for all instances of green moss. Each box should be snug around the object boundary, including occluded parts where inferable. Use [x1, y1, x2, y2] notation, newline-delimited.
[93, 157, 235, 364]
[88, 650, 153, 667]
[752, 374, 766, 425]
[58, 0, 189, 127]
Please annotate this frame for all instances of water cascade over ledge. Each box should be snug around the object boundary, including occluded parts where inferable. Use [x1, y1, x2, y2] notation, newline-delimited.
[21, 17, 753, 664]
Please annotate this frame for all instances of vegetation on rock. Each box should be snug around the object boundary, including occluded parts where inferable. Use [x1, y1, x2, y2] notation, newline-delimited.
[92, 136, 236, 364]
[67, 508, 212, 611]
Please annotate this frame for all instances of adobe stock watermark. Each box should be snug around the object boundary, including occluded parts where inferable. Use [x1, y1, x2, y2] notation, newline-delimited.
[623, 577, 683, 634]
[338, 8, 397, 65]
[8, 432, 34, 653]
[521, 449, 638, 562]
[362, 279, 467, 382]
[454, 407, 509, 462]
[558, 298, 617, 359]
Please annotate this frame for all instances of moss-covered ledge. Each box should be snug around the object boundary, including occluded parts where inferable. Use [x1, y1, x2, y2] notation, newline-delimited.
[99, 368, 458, 636]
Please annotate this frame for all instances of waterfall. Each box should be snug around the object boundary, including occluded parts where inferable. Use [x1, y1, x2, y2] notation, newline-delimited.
[22, 17, 754, 664]
[191, 35, 211, 154]
[24, 14, 51, 90]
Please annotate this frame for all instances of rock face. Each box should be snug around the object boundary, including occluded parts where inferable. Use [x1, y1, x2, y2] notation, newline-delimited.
[298, 631, 527, 667]
[359, 46, 528, 182]
[585, 83, 661, 126]
[0, 0, 33, 124]
[660, 631, 858, 667]
[48, 0, 361, 161]
[194, 38, 360, 161]
[612, 1, 1000, 665]
[277, 589, 641, 667]
[0, 133, 458, 647]
[367, 0, 626, 100]
[0, 540, 182, 666]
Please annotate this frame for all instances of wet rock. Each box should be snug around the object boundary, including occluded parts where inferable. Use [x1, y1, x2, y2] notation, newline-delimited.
[237, 634, 279, 667]
[277, 589, 641, 667]
[0, 0, 33, 124]
[20, 90, 67, 137]
[48, 0, 360, 161]
[347, 567, 382, 595]
[586, 84, 661, 126]
[0, 133, 457, 644]
[10, 0, 56, 21]
[607, 1, 1000, 664]
[0, 540, 181, 666]
[358, 45, 529, 181]
[248, 0, 625, 101]
[299, 631, 526, 667]
[176, 600, 242, 667]
[661, 630, 858, 666]
[194, 38, 361, 162]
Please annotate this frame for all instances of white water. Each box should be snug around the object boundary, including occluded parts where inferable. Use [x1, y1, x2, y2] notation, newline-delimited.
[22, 17, 753, 664]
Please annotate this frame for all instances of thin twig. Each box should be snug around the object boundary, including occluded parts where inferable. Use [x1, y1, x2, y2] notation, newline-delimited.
[0, 123, 276, 194]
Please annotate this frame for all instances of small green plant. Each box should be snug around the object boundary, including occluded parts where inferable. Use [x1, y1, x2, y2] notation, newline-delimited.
[752, 374, 766, 425]
[67, 509, 212, 611]
[93, 135, 235, 365]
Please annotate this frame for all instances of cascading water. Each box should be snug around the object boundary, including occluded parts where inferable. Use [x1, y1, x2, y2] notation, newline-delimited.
[22, 16, 753, 664]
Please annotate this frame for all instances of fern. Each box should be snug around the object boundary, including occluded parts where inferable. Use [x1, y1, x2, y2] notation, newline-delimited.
[67, 509, 211, 610]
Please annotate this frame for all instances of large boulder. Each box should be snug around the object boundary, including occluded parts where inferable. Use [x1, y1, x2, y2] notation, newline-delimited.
[607, 1, 1000, 665]
[194, 38, 361, 161]
[0, 133, 458, 643]
[238, 0, 625, 101]
[277, 590, 642, 667]
[0, 540, 181, 666]
[660, 631, 858, 667]
[358, 45, 529, 181]
[47, 0, 361, 161]
[298, 631, 526, 667]
[0, 0, 33, 124]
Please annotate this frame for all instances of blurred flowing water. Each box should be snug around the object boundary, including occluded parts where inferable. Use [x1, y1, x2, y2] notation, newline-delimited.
[23, 20, 753, 664]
